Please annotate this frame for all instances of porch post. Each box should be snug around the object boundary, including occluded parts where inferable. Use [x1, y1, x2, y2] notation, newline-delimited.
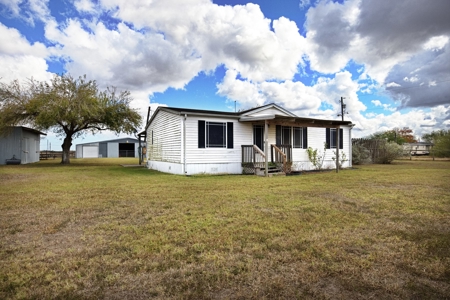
[336, 126, 340, 173]
[265, 120, 269, 177]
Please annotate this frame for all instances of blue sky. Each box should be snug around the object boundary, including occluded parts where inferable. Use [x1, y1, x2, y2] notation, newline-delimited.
[1, 0, 449, 150]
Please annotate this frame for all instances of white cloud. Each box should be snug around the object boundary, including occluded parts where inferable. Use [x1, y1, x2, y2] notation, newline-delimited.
[386, 82, 401, 87]
[0, 23, 51, 82]
[372, 100, 382, 106]
[74, 0, 96, 13]
[0, 0, 50, 25]
[304, 0, 450, 87]
[93, 0, 308, 83]
[423, 35, 449, 51]
[216, 69, 266, 107]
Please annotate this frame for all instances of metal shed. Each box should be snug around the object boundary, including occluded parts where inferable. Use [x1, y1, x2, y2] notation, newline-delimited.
[0, 126, 47, 165]
[75, 137, 141, 158]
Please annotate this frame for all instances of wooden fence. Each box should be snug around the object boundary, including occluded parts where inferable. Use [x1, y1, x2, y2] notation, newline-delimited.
[352, 138, 387, 163]
[40, 150, 75, 160]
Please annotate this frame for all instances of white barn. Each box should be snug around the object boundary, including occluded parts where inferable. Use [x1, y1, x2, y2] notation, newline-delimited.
[76, 137, 140, 158]
[146, 104, 354, 175]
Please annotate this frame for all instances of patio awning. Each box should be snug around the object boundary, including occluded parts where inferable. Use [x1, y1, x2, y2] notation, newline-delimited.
[239, 114, 353, 127]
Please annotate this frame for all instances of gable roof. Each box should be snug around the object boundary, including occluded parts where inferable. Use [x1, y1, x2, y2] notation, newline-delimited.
[238, 103, 297, 117]
[146, 103, 353, 130]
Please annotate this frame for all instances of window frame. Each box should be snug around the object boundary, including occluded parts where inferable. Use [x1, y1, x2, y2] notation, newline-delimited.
[198, 120, 234, 149]
[206, 121, 227, 148]
[277, 125, 308, 149]
[330, 128, 337, 148]
[326, 128, 343, 149]
[293, 127, 303, 148]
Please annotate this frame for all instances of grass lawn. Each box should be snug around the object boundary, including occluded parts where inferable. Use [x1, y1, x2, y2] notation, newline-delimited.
[1, 158, 449, 299]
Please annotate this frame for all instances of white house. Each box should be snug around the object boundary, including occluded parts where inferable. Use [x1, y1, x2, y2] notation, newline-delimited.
[146, 103, 354, 175]
[403, 142, 433, 156]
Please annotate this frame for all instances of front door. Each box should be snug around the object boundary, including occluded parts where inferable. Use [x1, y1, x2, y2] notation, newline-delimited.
[253, 125, 264, 151]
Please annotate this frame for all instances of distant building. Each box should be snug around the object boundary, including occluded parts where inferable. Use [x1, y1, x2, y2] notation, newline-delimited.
[403, 142, 434, 156]
[0, 126, 47, 165]
[75, 137, 141, 158]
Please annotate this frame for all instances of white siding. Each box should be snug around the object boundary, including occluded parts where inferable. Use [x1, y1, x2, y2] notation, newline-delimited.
[242, 106, 295, 117]
[184, 116, 252, 165]
[290, 126, 352, 171]
[147, 110, 182, 163]
[248, 108, 290, 117]
[146, 107, 353, 174]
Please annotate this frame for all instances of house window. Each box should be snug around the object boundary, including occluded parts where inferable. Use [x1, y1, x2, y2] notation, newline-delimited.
[326, 128, 343, 149]
[277, 125, 308, 149]
[293, 127, 302, 148]
[198, 120, 233, 149]
[330, 128, 337, 148]
[282, 126, 291, 145]
[207, 122, 226, 147]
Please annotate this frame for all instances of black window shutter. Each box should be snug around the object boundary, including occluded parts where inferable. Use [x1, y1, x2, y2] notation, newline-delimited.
[303, 127, 308, 149]
[326, 128, 331, 149]
[227, 122, 234, 149]
[339, 128, 344, 149]
[276, 125, 282, 146]
[198, 120, 205, 148]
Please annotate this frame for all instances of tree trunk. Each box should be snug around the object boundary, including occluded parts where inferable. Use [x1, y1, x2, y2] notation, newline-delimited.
[61, 135, 72, 164]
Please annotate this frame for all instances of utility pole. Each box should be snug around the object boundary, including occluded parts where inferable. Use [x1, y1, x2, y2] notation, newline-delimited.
[338, 97, 347, 121]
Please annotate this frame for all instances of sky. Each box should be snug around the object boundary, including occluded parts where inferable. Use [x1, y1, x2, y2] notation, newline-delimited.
[1, 0, 449, 150]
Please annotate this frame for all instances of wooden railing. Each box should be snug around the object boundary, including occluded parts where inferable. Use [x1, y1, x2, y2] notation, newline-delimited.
[271, 144, 292, 173]
[241, 145, 266, 170]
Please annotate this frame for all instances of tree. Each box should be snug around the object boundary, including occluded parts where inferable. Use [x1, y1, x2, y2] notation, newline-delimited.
[396, 127, 416, 143]
[422, 129, 450, 157]
[0, 74, 142, 164]
[375, 142, 403, 164]
[368, 127, 417, 145]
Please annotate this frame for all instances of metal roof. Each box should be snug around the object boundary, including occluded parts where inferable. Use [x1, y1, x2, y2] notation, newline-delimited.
[76, 137, 138, 146]
[147, 103, 353, 127]
[17, 126, 47, 136]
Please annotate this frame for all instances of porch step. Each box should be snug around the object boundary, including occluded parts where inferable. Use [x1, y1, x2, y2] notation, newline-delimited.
[255, 166, 286, 176]
[268, 172, 286, 177]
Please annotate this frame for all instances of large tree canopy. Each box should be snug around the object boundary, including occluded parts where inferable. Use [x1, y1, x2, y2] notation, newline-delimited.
[422, 129, 450, 157]
[367, 127, 417, 145]
[0, 74, 142, 164]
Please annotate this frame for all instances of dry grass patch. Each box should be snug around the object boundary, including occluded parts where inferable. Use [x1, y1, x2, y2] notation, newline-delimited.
[0, 159, 449, 299]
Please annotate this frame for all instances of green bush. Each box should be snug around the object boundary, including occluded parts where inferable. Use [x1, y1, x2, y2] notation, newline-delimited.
[376, 142, 403, 164]
[307, 143, 327, 170]
[352, 144, 370, 165]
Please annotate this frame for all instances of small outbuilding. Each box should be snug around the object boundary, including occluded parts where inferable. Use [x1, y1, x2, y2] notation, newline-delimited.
[75, 137, 141, 158]
[0, 126, 47, 165]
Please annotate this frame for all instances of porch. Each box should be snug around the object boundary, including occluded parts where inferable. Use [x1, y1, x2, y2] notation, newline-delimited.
[241, 144, 292, 176]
